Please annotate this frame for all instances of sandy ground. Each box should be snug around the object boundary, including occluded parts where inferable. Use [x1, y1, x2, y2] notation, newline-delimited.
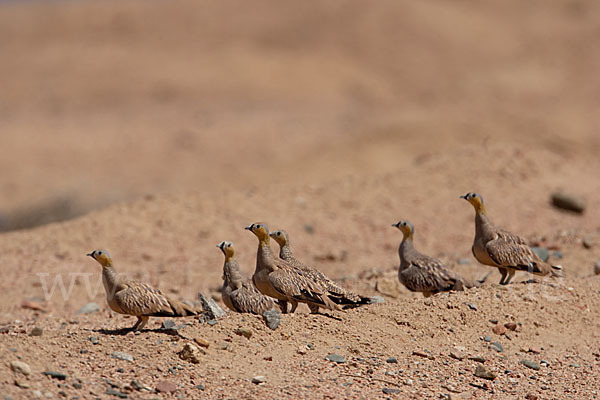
[1, 0, 600, 399]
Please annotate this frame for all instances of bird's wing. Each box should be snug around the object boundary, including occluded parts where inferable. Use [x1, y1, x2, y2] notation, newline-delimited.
[267, 266, 338, 310]
[230, 284, 276, 314]
[485, 230, 548, 273]
[400, 254, 459, 293]
[115, 282, 196, 317]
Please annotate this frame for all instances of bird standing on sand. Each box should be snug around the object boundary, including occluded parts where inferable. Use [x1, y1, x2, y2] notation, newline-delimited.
[460, 192, 563, 285]
[217, 241, 276, 314]
[87, 250, 198, 331]
[269, 229, 372, 312]
[245, 223, 340, 313]
[393, 221, 487, 296]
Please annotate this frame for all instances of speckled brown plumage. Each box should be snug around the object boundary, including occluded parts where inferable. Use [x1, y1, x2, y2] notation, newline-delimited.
[393, 221, 487, 297]
[461, 192, 563, 285]
[270, 229, 371, 313]
[245, 223, 340, 313]
[87, 250, 198, 330]
[218, 241, 276, 314]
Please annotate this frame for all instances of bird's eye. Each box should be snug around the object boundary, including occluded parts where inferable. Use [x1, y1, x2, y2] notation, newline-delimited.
[401, 222, 406, 226]
[276, 232, 281, 236]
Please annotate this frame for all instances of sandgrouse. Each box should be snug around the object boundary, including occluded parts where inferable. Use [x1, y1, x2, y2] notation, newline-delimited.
[270, 229, 371, 313]
[245, 223, 339, 313]
[460, 192, 563, 285]
[393, 221, 487, 296]
[217, 241, 276, 314]
[87, 250, 198, 331]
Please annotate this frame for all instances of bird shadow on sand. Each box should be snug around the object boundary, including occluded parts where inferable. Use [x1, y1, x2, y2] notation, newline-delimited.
[311, 312, 343, 322]
[93, 327, 180, 336]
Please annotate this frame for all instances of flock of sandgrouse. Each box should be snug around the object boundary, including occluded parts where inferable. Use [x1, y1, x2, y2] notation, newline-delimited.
[87, 193, 563, 331]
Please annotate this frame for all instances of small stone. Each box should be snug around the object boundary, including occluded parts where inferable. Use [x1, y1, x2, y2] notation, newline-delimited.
[196, 384, 205, 390]
[449, 351, 465, 361]
[29, 326, 43, 336]
[72, 381, 83, 389]
[155, 380, 177, 393]
[531, 247, 550, 262]
[368, 296, 385, 304]
[75, 302, 100, 315]
[177, 342, 204, 364]
[252, 376, 266, 384]
[21, 300, 45, 311]
[492, 324, 506, 335]
[386, 357, 398, 364]
[15, 380, 30, 388]
[10, 360, 31, 376]
[569, 363, 580, 368]
[234, 327, 253, 339]
[43, 371, 67, 380]
[583, 236, 594, 249]
[198, 293, 226, 319]
[303, 224, 314, 234]
[483, 336, 492, 342]
[552, 251, 563, 259]
[325, 354, 346, 363]
[105, 388, 128, 398]
[520, 359, 540, 370]
[382, 387, 401, 394]
[111, 351, 133, 362]
[89, 336, 99, 345]
[467, 303, 477, 311]
[161, 320, 176, 330]
[130, 380, 152, 392]
[551, 192, 585, 213]
[540, 360, 550, 366]
[376, 278, 402, 298]
[262, 309, 281, 330]
[525, 394, 539, 400]
[474, 365, 496, 380]
[594, 261, 600, 275]
[412, 350, 430, 359]
[504, 322, 517, 331]
[32, 391, 42, 398]
[490, 342, 503, 352]
[469, 356, 486, 363]
[403, 378, 414, 386]
[194, 338, 210, 348]
[458, 258, 472, 265]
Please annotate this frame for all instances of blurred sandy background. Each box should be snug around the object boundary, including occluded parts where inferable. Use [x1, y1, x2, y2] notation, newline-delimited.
[1, 0, 599, 231]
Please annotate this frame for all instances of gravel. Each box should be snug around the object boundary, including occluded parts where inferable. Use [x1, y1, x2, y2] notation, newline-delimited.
[111, 351, 134, 362]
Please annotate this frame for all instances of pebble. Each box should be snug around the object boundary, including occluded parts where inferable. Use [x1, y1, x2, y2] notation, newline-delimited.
[43, 371, 67, 380]
[382, 388, 401, 394]
[105, 388, 128, 398]
[492, 324, 506, 335]
[504, 322, 517, 331]
[161, 320, 176, 330]
[531, 247, 550, 262]
[540, 360, 550, 367]
[197, 293, 226, 319]
[325, 354, 346, 363]
[234, 327, 253, 339]
[75, 303, 100, 315]
[111, 352, 133, 362]
[196, 384, 205, 391]
[375, 277, 402, 298]
[177, 342, 204, 364]
[194, 337, 210, 348]
[130, 380, 152, 392]
[21, 300, 45, 311]
[520, 359, 540, 370]
[252, 376, 266, 384]
[467, 303, 478, 311]
[262, 309, 281, 330]
[29, 326, 43, 336]
[155, 380, 178, 393]
[551, 192, 585, 213]
[386, 357, 398, 364]
[594, 261, 600, 276]
[525, 393, 539, 400]
[469, 356, 486, 363]
[449, 351, 465, 361]
[368, 296, 386, 304]
[483, 336, 492, 342]
[490, 342, 503, 352]
[583, 236, 594, 249]
[15, 380, 30, 388]
[403, 379, 414, 386]
[89, 336, 99, 345]
[10, 360, 31, 376]
[474, 365, 496, 380]
[458, 258, 472, 265]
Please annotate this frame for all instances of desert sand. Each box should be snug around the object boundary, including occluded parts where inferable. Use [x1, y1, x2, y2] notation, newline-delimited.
[1, 0, 600, 399]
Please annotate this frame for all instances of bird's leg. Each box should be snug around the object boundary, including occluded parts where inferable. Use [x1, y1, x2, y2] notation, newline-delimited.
[308, 304, 320, 314]
[277, 300, 288, 314]
[131, 316, 149, 331]
[130, 316, 143, 331]
[422, 292, 432, 298]
[289, 300, 299, 313]
[498, 268, 508, 285]
[504, 270, 516, 285]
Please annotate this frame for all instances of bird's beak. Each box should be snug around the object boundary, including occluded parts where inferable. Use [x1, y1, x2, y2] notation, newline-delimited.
[86, 252, 94, 258]
[459, 194, 467, 199]
[216, 244, 221, 248]
[244, 225, 252, 231]
[392, 222, 400, 228]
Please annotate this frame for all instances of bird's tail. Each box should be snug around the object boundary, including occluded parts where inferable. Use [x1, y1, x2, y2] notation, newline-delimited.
[550, 264, 564, 278]
[338, 295, 373, 309]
